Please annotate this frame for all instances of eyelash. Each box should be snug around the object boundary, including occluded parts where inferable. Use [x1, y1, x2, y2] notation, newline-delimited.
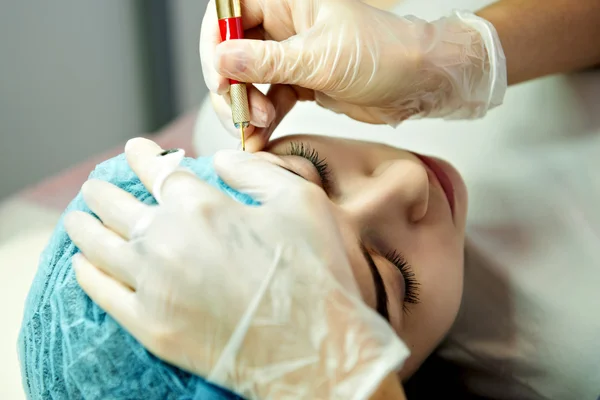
[286, 142, 332, 191]
[385, 250, 420, 313]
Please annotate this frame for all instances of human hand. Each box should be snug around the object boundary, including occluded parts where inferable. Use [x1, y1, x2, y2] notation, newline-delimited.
[200, 0, 506, 151]
[65, 138, 409, 399]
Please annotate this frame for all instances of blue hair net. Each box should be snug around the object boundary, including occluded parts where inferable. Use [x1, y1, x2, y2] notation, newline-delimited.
[18, 154, 257, 399]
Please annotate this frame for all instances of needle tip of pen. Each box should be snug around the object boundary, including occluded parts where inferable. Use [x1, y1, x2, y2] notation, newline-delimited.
[240, 126, 246, 151]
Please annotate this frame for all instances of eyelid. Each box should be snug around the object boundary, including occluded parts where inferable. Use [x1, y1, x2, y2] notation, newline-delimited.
[382, 249, 420, 313]
[279, 166, 304, 179]
[283, 157, 324, 187]
[284, 141, 335, 195]
[360, 242, 389, 322]
[258, 152, 322, 186]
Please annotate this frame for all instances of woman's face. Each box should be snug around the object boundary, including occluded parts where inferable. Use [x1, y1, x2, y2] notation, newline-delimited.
[258, 134, 467, 378]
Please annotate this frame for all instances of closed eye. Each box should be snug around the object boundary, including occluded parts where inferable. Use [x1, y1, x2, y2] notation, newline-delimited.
[285, 141, 334, 193]
[360, 242, 389, 321]
[384, 250, 420, 314]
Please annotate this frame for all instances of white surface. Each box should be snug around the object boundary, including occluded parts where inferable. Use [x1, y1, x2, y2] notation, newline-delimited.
[440, 133, 600, 399]
[0, 200, 60, 399]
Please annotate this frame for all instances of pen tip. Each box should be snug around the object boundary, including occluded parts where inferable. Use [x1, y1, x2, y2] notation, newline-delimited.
[240, 126, 246, 151]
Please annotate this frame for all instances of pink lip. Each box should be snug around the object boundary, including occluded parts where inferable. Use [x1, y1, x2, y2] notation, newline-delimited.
[414, 154, 455, 215]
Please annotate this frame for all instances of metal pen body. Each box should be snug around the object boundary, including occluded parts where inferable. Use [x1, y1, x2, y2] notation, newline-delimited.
[216, 0, 250, 150]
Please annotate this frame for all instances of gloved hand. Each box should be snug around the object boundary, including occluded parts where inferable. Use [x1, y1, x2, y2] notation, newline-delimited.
[65, 138, 409, 400]
[200, 0, 507, 151]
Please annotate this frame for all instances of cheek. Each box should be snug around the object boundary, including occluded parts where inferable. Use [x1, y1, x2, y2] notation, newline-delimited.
[419, 250, 464, 326]
[397, 234, 464, 378]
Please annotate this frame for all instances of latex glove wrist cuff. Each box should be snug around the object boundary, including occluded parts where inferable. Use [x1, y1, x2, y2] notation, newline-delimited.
[206, 241, 410, 400]
[414, 10, 507, 120]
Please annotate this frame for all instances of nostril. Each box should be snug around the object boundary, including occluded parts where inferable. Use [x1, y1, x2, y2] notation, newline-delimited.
[410, 198, 428, 223]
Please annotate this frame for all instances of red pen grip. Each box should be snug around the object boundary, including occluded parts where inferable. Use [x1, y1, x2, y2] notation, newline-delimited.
[218, 17, 244, 85]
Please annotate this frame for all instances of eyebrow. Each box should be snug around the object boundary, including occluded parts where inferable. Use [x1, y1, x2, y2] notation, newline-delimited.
[360, 242, 389, 321]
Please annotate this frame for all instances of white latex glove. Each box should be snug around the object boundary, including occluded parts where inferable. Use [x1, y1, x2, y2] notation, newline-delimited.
[200, 0, 507, 151]
[64, 138, 409, 400]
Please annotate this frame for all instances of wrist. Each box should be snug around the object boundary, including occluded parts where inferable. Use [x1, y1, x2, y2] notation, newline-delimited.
[415, 11, 507, 120]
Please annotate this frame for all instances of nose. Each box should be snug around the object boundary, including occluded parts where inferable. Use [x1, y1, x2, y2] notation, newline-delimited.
[347, 159, 430, 224]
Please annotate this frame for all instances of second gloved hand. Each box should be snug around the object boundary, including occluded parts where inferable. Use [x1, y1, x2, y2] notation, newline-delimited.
[65, 138, 409, 400]
[200, 0, 507, 151]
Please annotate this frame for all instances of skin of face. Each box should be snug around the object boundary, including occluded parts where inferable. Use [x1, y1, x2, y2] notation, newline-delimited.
[255, 134, 467, 379]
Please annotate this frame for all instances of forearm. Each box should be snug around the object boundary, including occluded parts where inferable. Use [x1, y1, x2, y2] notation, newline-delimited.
[477, 0, 600, 85]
